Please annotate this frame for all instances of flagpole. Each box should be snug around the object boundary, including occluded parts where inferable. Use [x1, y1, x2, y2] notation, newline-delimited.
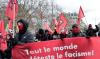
[13, 2, 16, 38]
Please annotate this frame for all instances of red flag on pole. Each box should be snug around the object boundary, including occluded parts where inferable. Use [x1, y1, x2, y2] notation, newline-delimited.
[0, 20, 8, 52]
[56, 13, 68, 33]
[5, 0, 18, 20]
[0, 20, 7, 38]
[0, 20, 5, 35]
[0, 39, 7, 52]
[77, 6, 85, 25]
[8, 20, 13, 29]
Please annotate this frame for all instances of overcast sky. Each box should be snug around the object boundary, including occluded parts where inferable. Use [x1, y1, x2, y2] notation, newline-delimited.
[55, 0, 100, 27]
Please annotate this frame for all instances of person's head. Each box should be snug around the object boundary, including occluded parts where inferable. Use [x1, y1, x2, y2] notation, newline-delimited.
[88, 24, 93, 29]
[38, 29, 44, 35]
[17, 19, 29, 33]
[72, 24, 80, 33]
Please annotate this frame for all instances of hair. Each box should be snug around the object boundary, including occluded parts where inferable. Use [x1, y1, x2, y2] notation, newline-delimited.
[17, 19, 29, 33]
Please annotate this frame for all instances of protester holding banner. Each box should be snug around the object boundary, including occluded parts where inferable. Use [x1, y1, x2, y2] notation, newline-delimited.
[86, 24, 99, 37]
[67, 24, 86, 37]
[14, 19, 35, 45]
[36, 29, 46, 41]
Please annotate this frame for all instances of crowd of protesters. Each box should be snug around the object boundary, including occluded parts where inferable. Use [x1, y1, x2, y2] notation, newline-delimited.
[36, 23, 99, 41]
[0, 19, 100, 59]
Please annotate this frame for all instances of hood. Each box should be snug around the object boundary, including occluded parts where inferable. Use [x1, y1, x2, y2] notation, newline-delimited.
[17, 19, 29, 34]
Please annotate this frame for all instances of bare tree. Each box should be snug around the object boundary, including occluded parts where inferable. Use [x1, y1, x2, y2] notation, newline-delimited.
[0, 0, 63, 33]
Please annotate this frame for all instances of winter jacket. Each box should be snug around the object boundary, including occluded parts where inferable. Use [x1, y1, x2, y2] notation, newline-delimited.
[86, 25, 99, 36]
[14, 19, 35, 45]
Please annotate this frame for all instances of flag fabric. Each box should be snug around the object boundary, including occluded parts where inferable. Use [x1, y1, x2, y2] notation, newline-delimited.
[43, 22, 53, 34]
[56, 13, 68, 33]
[0, 20, 5, 37]
[5, 0, 18, 20]
[77, 6, 85, 25]
[0, 21, 2, 33]
[0, 39, 7, 52]
[8, 20, 13, 29]
[0, 20, 7, 51]
[0, 20, 8, 38]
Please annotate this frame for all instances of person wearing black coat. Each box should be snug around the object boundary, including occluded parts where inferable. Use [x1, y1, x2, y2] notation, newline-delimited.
[67, 24, 86, 37]
[36, 29, 47, 41]
[14, 19, 35, 45]
[86, 24, 99, 37]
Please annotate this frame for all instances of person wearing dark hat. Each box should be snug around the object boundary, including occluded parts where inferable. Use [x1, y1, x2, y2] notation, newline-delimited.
[14, 19, 35, 45]
[67, 24, 86, 37]
[36, 28, 45, 41]
[86, 24, 99, 37]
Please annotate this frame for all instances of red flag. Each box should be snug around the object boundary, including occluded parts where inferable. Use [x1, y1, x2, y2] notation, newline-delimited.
[0, 20, 7, 52]
[53, 18, 58, 26]
[5, 0, 18, 20]
[56, 13, 67, 33]
[0, 20, 5, 35]
[77, 6, 85, 25]
[43, 22, 53, 34]
[0, 39, 7, 52]
[0, 21, 2, 32]
[8, 20, 13, 29]
[0, 20, 6, 38]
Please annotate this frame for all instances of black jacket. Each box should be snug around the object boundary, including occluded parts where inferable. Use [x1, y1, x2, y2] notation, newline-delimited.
[15, 31, 35, 44]
[86, 25, 99, 36]
[14, 19, 35, 45]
